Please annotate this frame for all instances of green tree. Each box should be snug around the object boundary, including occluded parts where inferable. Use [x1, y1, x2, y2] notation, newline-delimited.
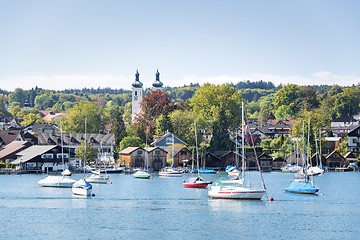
[75, 140, 98, 164]
[8, 88, 26, 107]
[274, 84, 299, 114]
[190, 83, 243, 131]
[63, 101, 107, 133]
[334, 87, 360, 117]
[208, 109, 232, 151]
[21, 113, 44, 126]
[111, 106, 127, 146]
[119, 136, 143, 150]
[275, 105, 293, 120]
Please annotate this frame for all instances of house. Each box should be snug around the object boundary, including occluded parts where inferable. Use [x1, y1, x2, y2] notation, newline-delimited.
[37, 133, 115, 161]
[0, 129, 24, 147]
[212, 150, 241, 170]
[331, 115, 358, 128]
[0, 141, 32, 163]
[172, 147, 192, 168]
[146, 147, 168, 170]
[22, 123, 59, 134]
[258, 152, 273, 172]
[150, 132, 188, 150]
[42, 112, 67, 122]
[119, 147, 167, 170]
[310, 152, 326, 167]
[201, 152, 222, 169]
[325, 151, 345, 169]
[272, 157, 285, 170]
[343, 152, 358, 166]
[10, 145, 70, 173]
[323, 137, 342, 155]
[119, 147, 146, 168]
[347, 126, 360, 153]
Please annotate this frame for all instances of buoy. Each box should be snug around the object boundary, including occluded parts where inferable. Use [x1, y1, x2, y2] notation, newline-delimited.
[110, 182, 112, 184]
[269, 196, 274, 201]
[151, 177, 153, 179]
[321, 193, 324, 195]
[92, 193, 95, 197]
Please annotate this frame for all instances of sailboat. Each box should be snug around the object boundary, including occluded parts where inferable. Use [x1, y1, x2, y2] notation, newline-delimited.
[284, 117, 319, 194]
[38, 121, 76, 187]
[159, 134, 182, 177]
[183, 122, 213, 188]
[133, 129, 150, 179]
[72, 117, 93, 196]
[86, 169, 109, 183]
[307, 129, 324, 176]
[208, 102, 266, 200]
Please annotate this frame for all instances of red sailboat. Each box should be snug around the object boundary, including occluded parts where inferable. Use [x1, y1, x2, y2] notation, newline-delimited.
[183, 177, 213, 188]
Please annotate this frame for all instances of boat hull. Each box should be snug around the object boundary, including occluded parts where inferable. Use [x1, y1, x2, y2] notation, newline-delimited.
[209, 186, 265, 200]
[183, 181, 212, 188]
[159, 172, 182, 177]
[284, 181, 319, 194]
[133, 171, 150, 179]
[72, 187, 92, 196]
[37, 176, 76, 188]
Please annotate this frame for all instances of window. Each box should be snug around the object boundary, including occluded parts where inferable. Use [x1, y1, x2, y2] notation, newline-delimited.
[166, 137, 174, 145]
[137, 150, 143, 154]
[155, 150, 161, 155]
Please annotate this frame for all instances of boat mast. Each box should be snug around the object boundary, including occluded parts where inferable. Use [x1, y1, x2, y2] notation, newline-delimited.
[84, 117, 87, 175]
[194, 121, 200, 176]
[172, 133, 174, 167]
[319, 128, 322, 169]
[241, 101, 245, 180]
[145, 127, 148, 170]
[60, 120, 64, 171]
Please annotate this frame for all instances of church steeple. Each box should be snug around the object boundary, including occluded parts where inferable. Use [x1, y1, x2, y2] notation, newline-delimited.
[152, 69, 163, 89]
[132, 69, 143, 88]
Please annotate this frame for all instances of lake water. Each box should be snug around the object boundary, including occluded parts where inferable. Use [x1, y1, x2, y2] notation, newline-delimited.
[0, 172, 359, 239]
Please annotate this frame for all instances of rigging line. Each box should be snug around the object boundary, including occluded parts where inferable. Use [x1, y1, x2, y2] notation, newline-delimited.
[243, 103, 266, 190]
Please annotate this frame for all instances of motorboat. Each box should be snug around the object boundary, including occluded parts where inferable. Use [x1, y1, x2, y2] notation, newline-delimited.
[190, 169, 217, 174]
[133, 170, 150, 179]
[159, 167, 182, 177]
[37, 175, 76, 188]
[183, 177, 212, 188]
[227, 166, 240, 176]
[85, 170, 109, 184]
[208, 179, 265, 200]
[72, 179, 92, 196]
[281, 164, 303, 173]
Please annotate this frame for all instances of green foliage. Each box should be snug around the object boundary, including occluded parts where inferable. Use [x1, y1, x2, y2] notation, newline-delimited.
[110, 106, 127, 146]
[62, 101, 108, 133]
[334, 87, 360, 116]
[120, 136, 143, 151]
[8, 88, 26, 107]
[190, 83, 243, 131]
[208, 109, 232, 151]
[275, 105, 293, 120]
[21, 113, 44, 126]
[75, 140, 98, 163]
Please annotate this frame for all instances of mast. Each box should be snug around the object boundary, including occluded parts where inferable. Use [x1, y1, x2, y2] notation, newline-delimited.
[84, 117, 87, 175]
[60, 120, 64, 171]
[194, 121, 200, 176]
[145, 127, 148, 170]
[241, 101, 245, 180]
[319, 128, 322, 169]
[172, 133, 174, 167]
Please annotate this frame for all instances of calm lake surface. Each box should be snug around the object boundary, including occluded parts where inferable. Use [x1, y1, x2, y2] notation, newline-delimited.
[0, 171, 359, 240]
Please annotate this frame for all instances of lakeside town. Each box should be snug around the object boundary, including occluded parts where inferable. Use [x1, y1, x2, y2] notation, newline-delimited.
[1, 70, 360, 174]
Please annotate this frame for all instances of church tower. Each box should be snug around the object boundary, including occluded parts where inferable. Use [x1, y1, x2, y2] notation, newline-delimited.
[152, 69, 164, 91]
[132, 70, 143, 122]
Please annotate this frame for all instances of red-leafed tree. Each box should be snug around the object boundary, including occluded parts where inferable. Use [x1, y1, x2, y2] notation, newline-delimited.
[134, 89, 174, 140]
[244, 134, 261, 146]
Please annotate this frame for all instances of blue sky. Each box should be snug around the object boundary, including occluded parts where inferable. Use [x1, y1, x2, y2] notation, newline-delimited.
[0, 0, 359, 91]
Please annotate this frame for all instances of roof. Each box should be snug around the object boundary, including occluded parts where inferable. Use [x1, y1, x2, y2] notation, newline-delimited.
[0, 141, 31, 159]
[324, 137, 342, 142]
[11, 145, 57, 164]
[0, 129, 22, 145]
[332, 115, 357, 123]
[120, 147, 144, 155]
[326, 150, 345, 160]
[147, 147, 168, 153]
[344, 152, 357, 160]
[150, 132, 188, 146]
[37, 133, 115, 146]
[43, 112, 67, 122]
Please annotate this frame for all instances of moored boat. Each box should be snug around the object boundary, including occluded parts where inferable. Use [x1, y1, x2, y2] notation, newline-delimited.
[72, 179, 92, 196]
[159, 167, 182, 177]
[133, 170, 150, 179]
[37, 175, 76, 188]
[183, 177, 212, 188]
[86, 170, 109, 184]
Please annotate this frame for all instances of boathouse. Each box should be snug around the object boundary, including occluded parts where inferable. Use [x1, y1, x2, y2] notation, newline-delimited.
[146, 147, 167, 170]
[325, 151, 345, 170]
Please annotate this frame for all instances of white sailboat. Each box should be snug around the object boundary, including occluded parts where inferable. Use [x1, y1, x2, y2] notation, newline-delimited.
[307, 129, 324, 176]
[159, 134, 182, 177]
[86, 169, 109, 183]
[72, 117, 93, 196]
[38, 121, 76, 187]
[208, 101, 266, 200]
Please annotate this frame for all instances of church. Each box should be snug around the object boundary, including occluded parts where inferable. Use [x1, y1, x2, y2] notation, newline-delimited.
[131, 69, 164, 122]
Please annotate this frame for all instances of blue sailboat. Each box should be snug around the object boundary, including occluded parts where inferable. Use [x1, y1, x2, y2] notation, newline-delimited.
[284, 117, 319, 194]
